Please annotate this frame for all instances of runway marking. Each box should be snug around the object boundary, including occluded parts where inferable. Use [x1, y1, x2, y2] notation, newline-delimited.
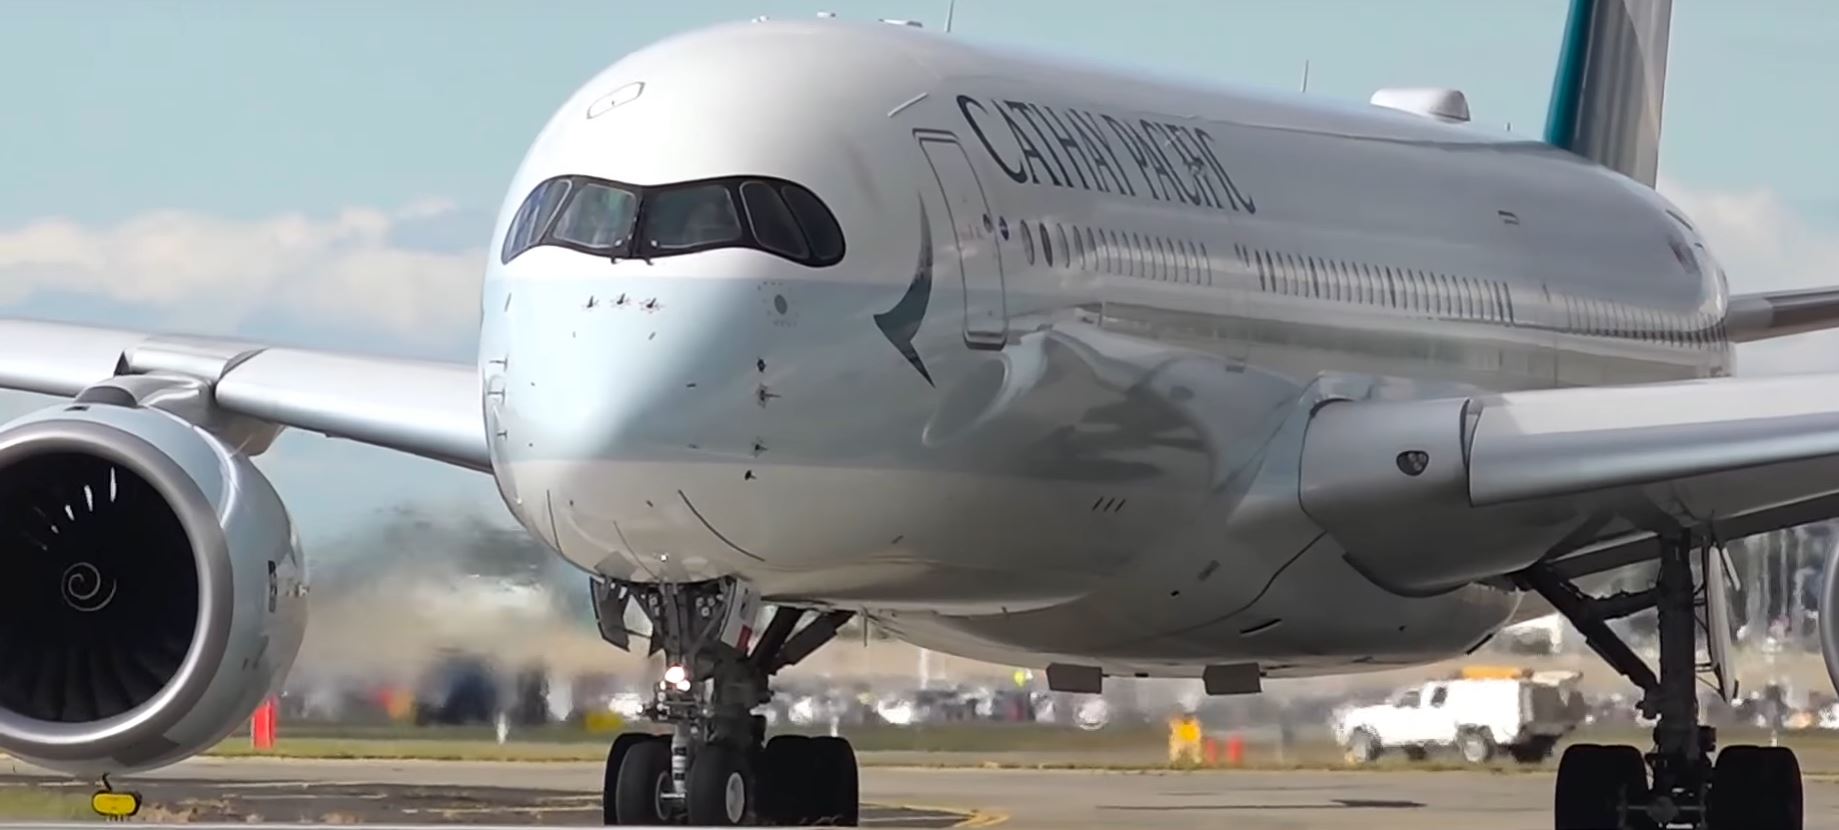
[886, 801, 1010, 828]
[399, 806, 598, 816]
[955, 809, 1012, 827]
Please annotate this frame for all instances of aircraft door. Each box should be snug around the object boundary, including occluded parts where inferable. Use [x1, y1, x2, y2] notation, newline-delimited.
[915, 130, 1008, 349]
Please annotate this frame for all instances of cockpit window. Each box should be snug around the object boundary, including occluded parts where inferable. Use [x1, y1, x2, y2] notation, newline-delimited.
[780, 184, 843, 261]
[740, 181, 809, 259]
[552, 182, 638, 252]
[500, 174, 844, 267]
[501, 178, 572, 263]
[643, 184, 743, 252]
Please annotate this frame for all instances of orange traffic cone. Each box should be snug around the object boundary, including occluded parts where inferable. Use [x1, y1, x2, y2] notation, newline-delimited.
[251, 697, 278, 751]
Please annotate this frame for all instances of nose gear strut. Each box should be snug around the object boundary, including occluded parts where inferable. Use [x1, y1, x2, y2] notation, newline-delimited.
[591, 576, 858, 826]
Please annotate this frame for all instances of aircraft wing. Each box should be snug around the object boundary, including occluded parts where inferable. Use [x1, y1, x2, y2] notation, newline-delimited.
[1727, 288, 1839, 342]
[0, 319, 488, 471]
[1466, 373, 1839, 508]
[1303, 371, 1839, 589]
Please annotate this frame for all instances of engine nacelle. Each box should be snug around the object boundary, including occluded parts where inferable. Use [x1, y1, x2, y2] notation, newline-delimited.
[0, 401, 305, 774]
[1823, 552, 1839, 697]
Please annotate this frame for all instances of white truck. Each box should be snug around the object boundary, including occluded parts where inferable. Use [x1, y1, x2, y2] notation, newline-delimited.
[1332, 675, 1584, 765]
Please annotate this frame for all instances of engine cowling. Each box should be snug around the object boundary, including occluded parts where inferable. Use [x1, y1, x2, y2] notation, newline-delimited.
[1824, 550, 1839, 697]
[0, 401, 305, 774]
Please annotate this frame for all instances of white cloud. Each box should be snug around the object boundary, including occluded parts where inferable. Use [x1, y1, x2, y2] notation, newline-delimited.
[1659, 179, 1839, 375]
[0, 204, 485, 342]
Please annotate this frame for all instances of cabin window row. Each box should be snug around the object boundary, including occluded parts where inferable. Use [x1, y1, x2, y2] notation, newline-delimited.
[1560, 296, 1723, 347]
[1234, 244, 1722, 348]
[1009, 218, 1214, 286]
[1236, 245, 1517, 325]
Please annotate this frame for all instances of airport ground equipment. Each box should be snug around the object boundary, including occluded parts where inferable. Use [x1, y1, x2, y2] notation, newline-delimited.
[1333, 674, 1582, 765]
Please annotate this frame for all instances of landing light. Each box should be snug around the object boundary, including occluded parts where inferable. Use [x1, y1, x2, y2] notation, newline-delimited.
[664, 664, 691, 691]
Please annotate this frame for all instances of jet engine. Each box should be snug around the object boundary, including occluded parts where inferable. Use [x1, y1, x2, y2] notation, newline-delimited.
[1824, 553, 1839, 697]
[0, 401, 305, 775]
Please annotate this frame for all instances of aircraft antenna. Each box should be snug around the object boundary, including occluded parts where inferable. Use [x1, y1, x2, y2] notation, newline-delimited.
[1299, 59, 1311, 93]
[945, 0, 957, 32]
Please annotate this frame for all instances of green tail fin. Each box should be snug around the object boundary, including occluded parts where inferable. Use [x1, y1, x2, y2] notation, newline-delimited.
[1543, 0, 1673, 187]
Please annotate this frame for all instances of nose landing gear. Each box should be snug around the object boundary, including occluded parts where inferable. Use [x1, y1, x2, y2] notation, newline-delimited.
[1524, 535, 1804, 830]
[591, 577, 858, 826]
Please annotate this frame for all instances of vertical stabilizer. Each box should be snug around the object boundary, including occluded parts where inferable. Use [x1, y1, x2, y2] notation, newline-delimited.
[1543, 0, 1672, 187]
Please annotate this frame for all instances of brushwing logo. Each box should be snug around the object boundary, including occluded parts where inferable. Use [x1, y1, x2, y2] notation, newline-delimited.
[873, 197, 936, 386]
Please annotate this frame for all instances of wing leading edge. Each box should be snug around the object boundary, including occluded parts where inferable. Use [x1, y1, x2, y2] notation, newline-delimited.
[1726, 288, 1839, 342]
[1299, 372, 1839, 593]
[1467, 375, 1839, 570]
[0, 319, 489, 472]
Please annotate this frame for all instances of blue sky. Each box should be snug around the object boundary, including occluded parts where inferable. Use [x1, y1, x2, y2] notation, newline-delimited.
[2, 0, 1836, 550]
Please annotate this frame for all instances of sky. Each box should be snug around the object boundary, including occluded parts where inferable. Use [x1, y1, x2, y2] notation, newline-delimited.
[1, 0, 1836, 550]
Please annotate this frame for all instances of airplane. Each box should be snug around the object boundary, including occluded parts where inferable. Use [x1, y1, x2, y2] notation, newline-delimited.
[0, 0, 1836, 827]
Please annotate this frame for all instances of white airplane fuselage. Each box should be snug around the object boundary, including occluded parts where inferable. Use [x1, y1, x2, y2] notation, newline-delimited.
[478, 20, 1730, 678]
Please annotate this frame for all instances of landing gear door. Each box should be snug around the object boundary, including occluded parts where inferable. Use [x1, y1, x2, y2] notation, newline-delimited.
[915, 130, 1007, 350]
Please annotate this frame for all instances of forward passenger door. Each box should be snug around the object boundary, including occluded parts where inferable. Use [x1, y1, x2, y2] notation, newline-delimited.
[914, 129, 1008, 350]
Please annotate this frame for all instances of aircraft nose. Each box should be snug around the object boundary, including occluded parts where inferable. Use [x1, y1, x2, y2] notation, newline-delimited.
[489, 274, 767, 464]
[482, 269, 805, 578]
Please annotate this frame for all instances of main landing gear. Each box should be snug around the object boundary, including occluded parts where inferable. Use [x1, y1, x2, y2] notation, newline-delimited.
[591, 577, 859, 826]
[1521, 535, 1803, 830]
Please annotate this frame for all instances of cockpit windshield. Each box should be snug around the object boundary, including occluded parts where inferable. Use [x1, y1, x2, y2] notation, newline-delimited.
[500, 174, 844, 267]
[551, 182, 638, 252]
[641, 184, 742, 252]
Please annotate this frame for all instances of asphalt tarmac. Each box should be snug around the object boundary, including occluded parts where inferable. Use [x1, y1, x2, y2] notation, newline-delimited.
[7, 756, 1839, 828]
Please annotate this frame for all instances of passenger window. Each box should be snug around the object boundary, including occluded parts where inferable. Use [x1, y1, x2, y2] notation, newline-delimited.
[1021, 222, 1037, 266]
[1071, 226, 1086, 268]
[1055, 224, 1070, 269]
[1430, 687, 1448, 707]
[642, 184, 742, 251]
[1399, 690, 1422, 708]
[1040, 222, 1054, 267]
[779, 184, 845, 262]
[740, 182, 809, 259]
[502, 178, 572, 263]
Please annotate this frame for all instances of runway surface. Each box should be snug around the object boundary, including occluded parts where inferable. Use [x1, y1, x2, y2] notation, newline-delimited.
[7, 756, 1839, 828]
